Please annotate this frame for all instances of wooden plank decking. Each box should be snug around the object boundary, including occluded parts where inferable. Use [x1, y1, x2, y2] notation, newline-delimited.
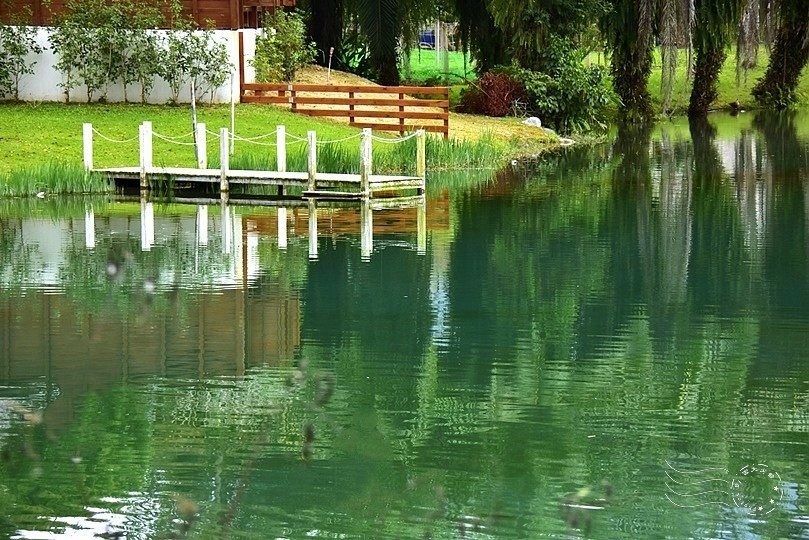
[96, 166, 424, 199]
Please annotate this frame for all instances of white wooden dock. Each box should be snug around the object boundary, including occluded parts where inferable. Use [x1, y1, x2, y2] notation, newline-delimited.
[84, 122, 426, 200]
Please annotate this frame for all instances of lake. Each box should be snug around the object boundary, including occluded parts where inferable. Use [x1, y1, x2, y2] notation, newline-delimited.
[1, 111, 807, 539]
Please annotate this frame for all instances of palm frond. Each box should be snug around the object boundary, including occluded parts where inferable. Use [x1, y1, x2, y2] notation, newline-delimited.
[355, 0, 399, 58]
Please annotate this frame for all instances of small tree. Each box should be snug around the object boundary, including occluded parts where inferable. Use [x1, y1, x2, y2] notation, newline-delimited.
[252, 10, 316, 83]
[188, 30, 232, 104]
[48, 17, 86, 102]
[159, 28, 195, 104]
[129, 29, 162, 103]
[0, 20, 43, 100]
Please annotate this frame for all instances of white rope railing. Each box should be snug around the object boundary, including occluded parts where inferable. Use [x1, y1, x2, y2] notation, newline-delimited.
[152, 131, 197, 146]
[316, 133, 363, 145]
[91, 127, 138, 144]
[152, 129, 195, 141]
[285, 132, 309, 143]
[232, 132, 277, 143]
[371, 131, 422, 144]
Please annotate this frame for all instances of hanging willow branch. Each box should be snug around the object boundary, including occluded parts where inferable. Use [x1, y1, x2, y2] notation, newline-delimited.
[736, 0, 760, 88]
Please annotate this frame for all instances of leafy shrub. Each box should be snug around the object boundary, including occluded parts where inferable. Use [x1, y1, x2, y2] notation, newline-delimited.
[459, 71, 526, 117]
[48, 0, 231, 104]
[506, 37, 614, 133]
[0, 22, 43, 100]
[253, 10, 316, 83]
[159, 27, 232, 105]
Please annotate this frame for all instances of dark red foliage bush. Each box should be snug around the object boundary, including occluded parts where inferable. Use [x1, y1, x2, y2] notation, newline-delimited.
[459, 71, 526, 117]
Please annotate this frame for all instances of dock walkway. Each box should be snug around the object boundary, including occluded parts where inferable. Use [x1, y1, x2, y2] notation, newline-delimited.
[84, 122, 427, 200]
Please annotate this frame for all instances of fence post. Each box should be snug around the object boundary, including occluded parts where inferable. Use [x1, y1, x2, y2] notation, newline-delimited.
[398, 92, 405, 135]
[360, 128, 372, 197]
[139, 121, 153, 190]
[416, 129, 426, 181]
[307, 130, 317, 191]
[196, 122, 207, 169]
[220, 127, 230, 193]
[82, 123, 93, 170]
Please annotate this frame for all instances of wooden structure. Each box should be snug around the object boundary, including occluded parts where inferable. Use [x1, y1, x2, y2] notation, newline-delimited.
[84, 122, 427, 200]
[0, 0, 294, 29]
[241, 83, 450, 139]
[238, 30, 449, 138]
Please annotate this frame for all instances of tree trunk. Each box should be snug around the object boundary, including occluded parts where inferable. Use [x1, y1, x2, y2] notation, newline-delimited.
[604, 0, 654, 123]
[752, 3, 809, 108]
[307, 0, 344, 69]
[375, 47, 400, 86]
[689, 47, 727, 117]
[612, 53, 654, 123]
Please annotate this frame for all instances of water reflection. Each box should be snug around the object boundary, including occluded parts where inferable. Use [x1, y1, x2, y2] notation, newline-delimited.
[1, 113, 808, 539]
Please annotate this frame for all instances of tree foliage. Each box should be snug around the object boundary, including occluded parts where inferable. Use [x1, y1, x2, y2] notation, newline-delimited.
[47, 0, 231, 104]
[600, 0, 655, 123]
[0, 18, 42, 100]
[752, 0, 809, 108]
[487, 0, 608, 70]
[453, 0, 510, 74]
[688, 0, 745, 116]
[253, 9, 316, 83]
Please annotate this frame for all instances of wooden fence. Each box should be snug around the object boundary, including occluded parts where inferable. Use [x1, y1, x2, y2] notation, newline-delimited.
[240, 83, 450, 139]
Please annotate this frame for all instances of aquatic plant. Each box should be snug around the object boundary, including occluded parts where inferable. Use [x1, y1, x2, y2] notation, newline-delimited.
[0, 161, 114, 198]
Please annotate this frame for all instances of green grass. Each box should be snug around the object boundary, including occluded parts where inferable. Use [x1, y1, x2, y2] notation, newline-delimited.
[403, 50, 476, 85]
[226, 131, 510, 178]
[587, 46, 809, 114]
[0, 102, 513, 197]
[409, 47, 809, 115]
[0, 102, 363, 175]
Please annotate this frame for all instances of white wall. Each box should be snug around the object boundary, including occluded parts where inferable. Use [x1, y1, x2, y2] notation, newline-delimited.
[10, 27, 258, 105]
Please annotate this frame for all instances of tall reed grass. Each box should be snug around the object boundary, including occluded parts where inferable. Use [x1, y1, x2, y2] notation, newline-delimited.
[223, 132, 507, 177]
[0, 162, 114, 198]
[0, 132, 506, 198]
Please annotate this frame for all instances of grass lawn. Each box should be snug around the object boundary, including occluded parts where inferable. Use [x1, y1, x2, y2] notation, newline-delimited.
[402, 49, 476, 85]
[410, 47, 809, 115]
[0, 95, 554, 197]
[645, 47, 809, 113]
[0, 102, 362, 173]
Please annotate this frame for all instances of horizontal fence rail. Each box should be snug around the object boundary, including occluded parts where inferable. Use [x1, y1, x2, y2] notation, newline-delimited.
[241, 83, 450, 139]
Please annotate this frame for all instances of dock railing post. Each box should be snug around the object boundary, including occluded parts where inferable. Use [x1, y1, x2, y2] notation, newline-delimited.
[307, 130, 317, 191]
[220, 127, 230, 194]
[139, 121, 153, 190]
[278, 207, 288, 250]
[416, 129, 426, 180]
[360, 128, 372, 197]
[277, 125, 286, 172]
[308, 199, 318, 260]
[196, 122, 207, 169]
[277, 125, 287, 196]
[83, 123, 93, 171]
[417, 197, 427, 255]
[85, 207, 95, 249]
[360, 199, 372, 260]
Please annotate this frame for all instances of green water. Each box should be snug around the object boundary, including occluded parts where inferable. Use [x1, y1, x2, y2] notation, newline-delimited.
[1, 111, 808, 539]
